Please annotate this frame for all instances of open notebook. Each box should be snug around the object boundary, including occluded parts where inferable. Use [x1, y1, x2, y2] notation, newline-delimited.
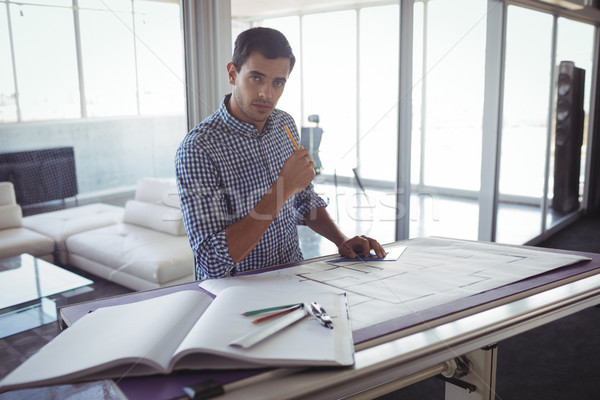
[0, 286, 354, 393]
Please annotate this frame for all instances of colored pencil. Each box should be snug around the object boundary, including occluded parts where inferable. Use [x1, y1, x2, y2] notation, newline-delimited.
[252, 304, 304, 324]
[242, 303, 303, 316]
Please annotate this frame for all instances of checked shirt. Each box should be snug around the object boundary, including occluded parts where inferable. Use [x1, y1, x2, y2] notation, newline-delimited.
[175, 95, 327, 280]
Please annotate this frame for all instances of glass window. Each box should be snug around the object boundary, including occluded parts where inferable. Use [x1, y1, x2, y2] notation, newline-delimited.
[550, 17, 595, 219]
[79, 0, 132, 12]
[1, 0, 187, 200]
[496, 8, 595, 243]
[0, 7, 17, 123]
[411, 2, 425, 186]
[418, 0, 486, 192]
[16, 0, 71, 6]
[499, 6, 553, 199]
[231, 2, 599, 248]
[134, 0, 185, 116]
[410, 0, 486, 241]
[302, 10, 357, 177]
[496, 6, 553, 244]
[259, 16, 302, 127]
[9, 3, 80, 121]
[79, 3, 138, 117]
[358, 5, 399, 183]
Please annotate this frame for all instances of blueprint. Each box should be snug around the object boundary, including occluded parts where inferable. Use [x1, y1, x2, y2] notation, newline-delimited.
[200, 237, 590, 331]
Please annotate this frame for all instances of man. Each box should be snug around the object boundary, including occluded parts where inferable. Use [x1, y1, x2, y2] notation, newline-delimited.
[176, 27, 384, 280]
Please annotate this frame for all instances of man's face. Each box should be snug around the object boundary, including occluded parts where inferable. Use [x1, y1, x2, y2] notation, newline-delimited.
[227, 51, 290, 133]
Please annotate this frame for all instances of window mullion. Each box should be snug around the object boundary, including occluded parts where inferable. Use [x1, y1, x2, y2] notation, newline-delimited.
[131, 0, 140, 115]
[396, 0, 414, 241]
[72, 0, 86, 118]
[478, 0, 507, 242]
[5, 1, 21, 122]
[356, 9, 360, 175]
[541, 15, 558, 234]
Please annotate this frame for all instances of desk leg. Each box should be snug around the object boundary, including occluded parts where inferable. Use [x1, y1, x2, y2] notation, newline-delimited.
[445, 346, 497, 400]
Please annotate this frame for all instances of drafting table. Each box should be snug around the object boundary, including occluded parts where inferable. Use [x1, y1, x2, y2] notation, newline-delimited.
[57, 237, 600, 400]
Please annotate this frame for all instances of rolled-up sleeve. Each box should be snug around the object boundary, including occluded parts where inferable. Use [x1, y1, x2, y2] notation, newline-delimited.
[175, 143, 236, 280]
[294, 183, 328, 225]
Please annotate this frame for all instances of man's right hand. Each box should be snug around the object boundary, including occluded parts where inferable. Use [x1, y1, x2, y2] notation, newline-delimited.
[279, 147, 316, 197]
[226, 147, 316, 263]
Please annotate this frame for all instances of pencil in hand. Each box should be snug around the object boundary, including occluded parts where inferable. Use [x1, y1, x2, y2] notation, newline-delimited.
[284, 125, 300, 150]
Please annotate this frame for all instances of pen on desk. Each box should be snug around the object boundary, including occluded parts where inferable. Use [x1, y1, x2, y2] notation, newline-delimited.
[284, 125, 300, 150]
[242, 303, 303, 316]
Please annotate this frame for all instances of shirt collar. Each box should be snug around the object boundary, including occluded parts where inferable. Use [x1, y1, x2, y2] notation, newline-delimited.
[218, 94, 274, 137]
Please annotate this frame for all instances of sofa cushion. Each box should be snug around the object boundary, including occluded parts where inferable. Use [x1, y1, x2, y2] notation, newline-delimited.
[123, 200, 185, 236]
[0, 204, 22, 230]
[135, 178, 178, 206]
[22, 203, 124, 243]
[22, 203, 125, 264]
[0, 227, 55, 260]
[66, 224, 193, 285]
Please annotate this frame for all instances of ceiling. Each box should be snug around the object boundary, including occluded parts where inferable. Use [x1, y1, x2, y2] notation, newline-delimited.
[230, 0, 395, 20]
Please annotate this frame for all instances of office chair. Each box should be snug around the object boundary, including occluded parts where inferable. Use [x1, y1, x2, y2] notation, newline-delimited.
[300, 114, 323, 174]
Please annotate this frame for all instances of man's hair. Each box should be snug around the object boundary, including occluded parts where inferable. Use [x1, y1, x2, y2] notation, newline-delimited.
[232, 27, 296, 73]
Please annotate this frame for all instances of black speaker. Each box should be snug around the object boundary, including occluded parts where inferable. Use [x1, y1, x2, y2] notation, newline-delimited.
[553, 61, 585, 214]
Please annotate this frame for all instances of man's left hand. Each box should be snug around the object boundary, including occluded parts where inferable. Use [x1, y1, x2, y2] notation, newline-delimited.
[338, 235, 386, 259]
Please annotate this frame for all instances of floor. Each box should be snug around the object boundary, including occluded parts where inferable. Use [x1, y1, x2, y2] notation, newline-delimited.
[1, 186, 599, 399]
[0, 265, 131, 400]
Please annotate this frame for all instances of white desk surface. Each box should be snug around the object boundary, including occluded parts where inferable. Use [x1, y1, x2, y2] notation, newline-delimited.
[57, 238, 600, 400]
[215, 270, 600, 399]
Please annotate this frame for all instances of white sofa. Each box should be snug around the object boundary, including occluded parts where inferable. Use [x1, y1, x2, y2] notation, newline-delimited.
[0, 182, 54, 262]
[65, 178, 194, 291]
[23, 203, 124, 265]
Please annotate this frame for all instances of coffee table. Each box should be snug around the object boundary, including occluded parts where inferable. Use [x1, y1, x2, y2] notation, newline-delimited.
[0, 254, 93, 338]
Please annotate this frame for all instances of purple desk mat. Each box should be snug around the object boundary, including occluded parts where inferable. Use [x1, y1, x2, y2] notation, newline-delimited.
[58, 247, 600, 400]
